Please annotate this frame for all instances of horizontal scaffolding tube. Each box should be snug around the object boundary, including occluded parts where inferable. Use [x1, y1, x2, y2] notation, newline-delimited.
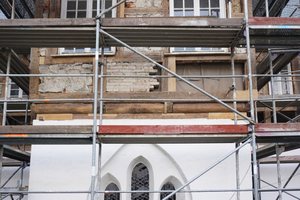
[255, 97, 300, 101]
[0, 74, 94, 77]
[1, 74, 300, 78]
[1, 188, 299, 195]
[99, 29, 254, 124]
[101, 98, 249, 102]
[0, 99, 249, 103]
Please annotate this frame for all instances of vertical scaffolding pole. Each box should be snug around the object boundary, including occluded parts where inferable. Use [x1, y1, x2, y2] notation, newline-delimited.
[257, 161, 261, 200]
[231, 47, 237, 124]
[2, 51, 12, 126]
[235, 143, 240, 200]
[25, 101, 28, 125]
[269, 50, 277, 123]
[232, 47, 240, 200]
[0, 145, 3, 199]
[276, 144, 282, 200]
[228, 0, 232, 18]
[11, 0, 16, 19]
[243, 0, 259, 199]
[96, 0, 105, 196]
[91, 0, 101, 197]
[265, 0, 269, 17]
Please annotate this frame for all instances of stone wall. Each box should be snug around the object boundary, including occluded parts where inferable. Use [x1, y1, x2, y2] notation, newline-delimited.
[125, 0, 162, 8]
[39, 63, 93, 93]
[38, 62, 160, 93]
[106, 62, 159, 92]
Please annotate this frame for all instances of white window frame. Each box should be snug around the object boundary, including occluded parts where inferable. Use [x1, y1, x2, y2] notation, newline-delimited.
[60, 0, 116, 55]
[8, 79, 27, 99]
[269, 64, 293, 95]
[169, 0, 226, 53]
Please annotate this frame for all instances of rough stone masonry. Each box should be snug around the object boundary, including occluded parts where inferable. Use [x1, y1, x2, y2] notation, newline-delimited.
[39, 62, 159, 93]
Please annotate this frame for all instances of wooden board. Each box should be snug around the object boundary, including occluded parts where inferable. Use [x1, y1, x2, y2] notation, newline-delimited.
[208, 112, 247, 119]
[36, 114, 73, 121]
[173, 103, 250, 113]
[236, 90, 258, 100]
[31, 103, 93, 114]
[78, 113, 209, 119]
[168, 56, 176, 91]
[98, 124, 249, 134]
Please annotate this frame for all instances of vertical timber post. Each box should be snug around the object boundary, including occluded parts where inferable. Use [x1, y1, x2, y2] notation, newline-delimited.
[243, 0, 259, 199]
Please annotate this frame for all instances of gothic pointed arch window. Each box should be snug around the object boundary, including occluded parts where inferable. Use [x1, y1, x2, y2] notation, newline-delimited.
[131, 163, 149, 200]
[104, 183, 120, 200]
[160, 182, 176, 200]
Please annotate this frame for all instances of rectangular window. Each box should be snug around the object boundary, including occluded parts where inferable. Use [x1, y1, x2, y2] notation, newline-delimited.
[176, 63, 243, 91]
[60, 0, 115, 55]
[170, 0, 225, 52]
[269, 64, 293, 95]
[9, 80, 28, 99]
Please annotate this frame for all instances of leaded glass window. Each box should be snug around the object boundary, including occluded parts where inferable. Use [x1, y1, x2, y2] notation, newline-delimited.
[104, 183, 120, 200]
[160, 182, 176, 200]
[131, 163, 149, 200]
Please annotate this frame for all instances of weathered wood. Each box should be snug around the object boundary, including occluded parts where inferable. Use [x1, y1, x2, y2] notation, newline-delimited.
[162, 0, 169, 17]
[249, 17, 300, 25]
[208, 112, 247, 119]
[102, 17, 243, 27]
[36, 114, 73, 120]
[0, 17, 244, 28]
[45, 56, 94, 65]
[291, 56, 300, 94]
[29, 92, 94, 100]
[0, 18, 96, 27]
[173, 103, 250, 113]
[255, 123, 300, 132]
[0, 125, 92, 134]
[102, 91, 235, 100]
[168, 56, 176, 91]
[49, 0, 61, 18]
[118, 0, 125, 18]
[73, 113, 209, 119]
[31, 103, 93, 114]
[172, 54, 247, 62]
[44, 48, 58, 64]
[161, 55, 169, 92]
[105, 103, 164, 114]
[31, 91, 239, 100]
[34, 0, 44, 18]
[124, 7, 164, 15]
[260, 155, 300, 164]
[106, 52, 162, 63]
[29, 48, 40, 98]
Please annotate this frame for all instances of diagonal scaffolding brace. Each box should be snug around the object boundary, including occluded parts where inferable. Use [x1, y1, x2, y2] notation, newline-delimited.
[161, 138, 251, 200]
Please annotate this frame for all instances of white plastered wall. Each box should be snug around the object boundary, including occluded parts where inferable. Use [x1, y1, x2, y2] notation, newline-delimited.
[28, 119, 253, 200]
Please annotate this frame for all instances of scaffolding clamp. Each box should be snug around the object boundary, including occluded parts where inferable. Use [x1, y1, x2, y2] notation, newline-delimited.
[226, 85, 235, 96]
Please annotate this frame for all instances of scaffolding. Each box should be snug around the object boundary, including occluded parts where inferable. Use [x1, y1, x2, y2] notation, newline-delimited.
[0, 0, 299, 199]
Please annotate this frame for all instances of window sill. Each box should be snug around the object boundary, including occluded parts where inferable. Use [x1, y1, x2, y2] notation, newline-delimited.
[51, 52, 116, 57]
[164, 51, 231, 56]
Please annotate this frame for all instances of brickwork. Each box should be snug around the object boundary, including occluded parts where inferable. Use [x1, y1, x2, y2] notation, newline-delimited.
[39, 63, 93, 93]
[106, 62, 159, 92]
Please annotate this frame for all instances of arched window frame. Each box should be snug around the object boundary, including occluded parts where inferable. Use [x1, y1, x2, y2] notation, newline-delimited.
[131, 162, 150, 200]
[160, 182, 176, 200]
[104, 182, 120, 200]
